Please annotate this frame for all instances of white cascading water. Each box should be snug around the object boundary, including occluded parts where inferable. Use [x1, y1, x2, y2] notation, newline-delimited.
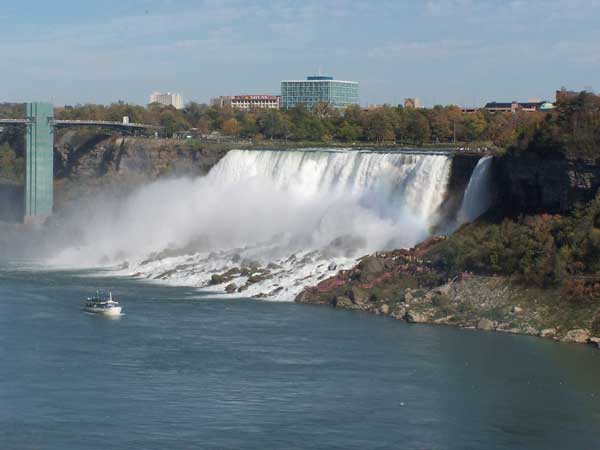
[51, 149, 453, 300]
[456, 155, 494, 225]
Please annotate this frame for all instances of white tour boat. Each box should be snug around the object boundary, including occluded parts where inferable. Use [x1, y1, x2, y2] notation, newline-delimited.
[84, 291, 122, 316]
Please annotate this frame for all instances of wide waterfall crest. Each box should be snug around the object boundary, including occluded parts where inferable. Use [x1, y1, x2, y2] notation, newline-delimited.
[456, 155, 494, 225]
[209, 150, 452, 222]
[52, 149, 453, 300]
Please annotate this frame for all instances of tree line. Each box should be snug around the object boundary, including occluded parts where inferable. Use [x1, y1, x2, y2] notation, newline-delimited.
[53, 101, 546, 147]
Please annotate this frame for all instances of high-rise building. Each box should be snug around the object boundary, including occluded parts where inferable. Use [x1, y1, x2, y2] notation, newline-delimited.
[404, 98, 424, 109]
[211, 95, 280, 109]
[149, 92, 184, 109]
[280, 76, 359, 109]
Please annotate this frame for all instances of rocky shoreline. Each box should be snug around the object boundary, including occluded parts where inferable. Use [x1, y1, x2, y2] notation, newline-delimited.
[296, 240, 600, 351]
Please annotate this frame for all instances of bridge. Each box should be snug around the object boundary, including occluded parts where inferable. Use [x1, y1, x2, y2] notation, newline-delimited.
[0, 102, 159, 224]
[0, 118, 158, 130]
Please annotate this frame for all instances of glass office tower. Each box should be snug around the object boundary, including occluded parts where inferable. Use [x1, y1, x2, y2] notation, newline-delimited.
[281, 76, 359, 109]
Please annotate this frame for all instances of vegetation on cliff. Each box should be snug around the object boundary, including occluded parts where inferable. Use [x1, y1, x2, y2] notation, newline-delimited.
[296, 239, 600, 344]
[512, 92, 600, 159]
[0, 144, 25, 184]
[431, 195, 600, 290]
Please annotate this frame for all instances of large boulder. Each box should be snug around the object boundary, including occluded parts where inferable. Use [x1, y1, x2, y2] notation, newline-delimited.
[349, 286, 368, 305]
[404, 310, 428, 323]
[210, 273, 227, 285]
[476, 318, 495, 331]
[356, 256, 385, 283]
[332, 296, 354, 309]
[540, 328, 557, 338]
[295, 289, 325, 304]
[520, 325, 539, 336]
[562, 329, 591, 343]
[588, 337, 600, 350]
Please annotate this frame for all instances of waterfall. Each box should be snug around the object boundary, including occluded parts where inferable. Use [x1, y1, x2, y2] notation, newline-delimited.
[51, 149, 454, 300]
[456, 155, 494, 225]
[209, 150, 452, 223]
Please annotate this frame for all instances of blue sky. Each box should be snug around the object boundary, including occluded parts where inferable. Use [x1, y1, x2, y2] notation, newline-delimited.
[1, 0, 599, 107]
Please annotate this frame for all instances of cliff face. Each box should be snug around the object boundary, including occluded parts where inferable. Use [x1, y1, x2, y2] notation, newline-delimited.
[52, 131, 231, 211]
[498, 153, 600, 215]
[54, 131, 229, 180]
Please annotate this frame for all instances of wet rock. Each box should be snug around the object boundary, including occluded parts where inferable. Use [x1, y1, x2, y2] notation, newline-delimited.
[562, 329, 591, 343]
[225, 283, 237, 293]
[247, 273, 268, 284]
[210, 273, 226, 285]
[332, 296, 354, 309]
[267, 262, 283, 270]
[588, 337, 600, 349]
[476, 318, 495, 331]
[348, 286, 368, 305]
[328, 262, 337, 271]
[269, 286, 284, 296]
[209, 268, 240, 285]
[540, 328, 557, 338]
[223, 268, 241, 277]
[405, 310, 427, 323]
[391, 306, 407, 319]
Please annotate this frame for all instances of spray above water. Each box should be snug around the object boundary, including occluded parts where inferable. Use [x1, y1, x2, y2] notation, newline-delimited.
[50, 149, 454, 300]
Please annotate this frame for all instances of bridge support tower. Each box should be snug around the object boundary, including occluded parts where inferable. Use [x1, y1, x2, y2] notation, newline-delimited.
[24, 102, 54, 225]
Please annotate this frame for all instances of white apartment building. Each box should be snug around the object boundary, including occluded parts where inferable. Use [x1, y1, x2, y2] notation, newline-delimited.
[404, 98, 424, 109]
[149, 92, 184, 109]
[211, 95, 280, 110]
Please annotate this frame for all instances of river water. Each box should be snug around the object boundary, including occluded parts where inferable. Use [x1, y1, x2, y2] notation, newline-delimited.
[1, 264, 600, 450]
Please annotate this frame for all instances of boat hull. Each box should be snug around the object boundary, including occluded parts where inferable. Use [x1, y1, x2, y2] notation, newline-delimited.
[85, 306, 122, 316]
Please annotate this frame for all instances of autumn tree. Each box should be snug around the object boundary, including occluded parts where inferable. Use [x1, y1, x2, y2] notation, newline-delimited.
[222, 118, 241, 136]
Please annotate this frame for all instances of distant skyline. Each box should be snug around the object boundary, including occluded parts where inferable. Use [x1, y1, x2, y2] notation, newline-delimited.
[1, 0, 599, 107]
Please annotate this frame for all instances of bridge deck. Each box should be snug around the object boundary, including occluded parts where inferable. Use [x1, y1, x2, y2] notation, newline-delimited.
[0, 118, 31, 125]
[52, 119, 159, 129]
[0, 118, 158, 129]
